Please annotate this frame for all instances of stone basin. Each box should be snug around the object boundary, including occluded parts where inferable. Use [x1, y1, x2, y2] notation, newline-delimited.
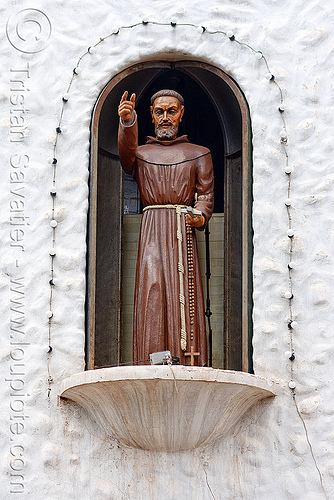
[60, 365, 276, 452]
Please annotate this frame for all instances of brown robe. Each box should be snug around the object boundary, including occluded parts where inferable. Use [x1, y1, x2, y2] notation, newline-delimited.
[118, 116, 214, 365]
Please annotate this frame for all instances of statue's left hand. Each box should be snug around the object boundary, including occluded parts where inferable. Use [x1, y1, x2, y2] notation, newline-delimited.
[186, 214, 205, 228]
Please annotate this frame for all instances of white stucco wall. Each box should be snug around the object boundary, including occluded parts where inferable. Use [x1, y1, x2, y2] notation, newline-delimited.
[1, 1, 333, 498]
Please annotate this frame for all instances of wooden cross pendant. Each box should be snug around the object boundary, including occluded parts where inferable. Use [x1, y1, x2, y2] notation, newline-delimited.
[185, 345, 200, 366]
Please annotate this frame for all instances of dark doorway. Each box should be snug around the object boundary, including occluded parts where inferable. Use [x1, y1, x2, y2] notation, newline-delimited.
[88, 61, 252, 372]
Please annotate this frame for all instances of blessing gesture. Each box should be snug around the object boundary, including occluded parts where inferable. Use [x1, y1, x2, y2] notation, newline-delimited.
[118, 91, 136, 122]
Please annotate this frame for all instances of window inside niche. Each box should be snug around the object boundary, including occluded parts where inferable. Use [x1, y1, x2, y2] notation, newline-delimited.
[87, 61, 252, 373]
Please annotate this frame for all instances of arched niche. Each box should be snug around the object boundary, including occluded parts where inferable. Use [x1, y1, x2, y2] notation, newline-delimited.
[87, 60, 252, 372]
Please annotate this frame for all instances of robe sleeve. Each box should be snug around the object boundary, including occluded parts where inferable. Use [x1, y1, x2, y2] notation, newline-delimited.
[194, 152, 214, 229]
[117, 112, 138, 176]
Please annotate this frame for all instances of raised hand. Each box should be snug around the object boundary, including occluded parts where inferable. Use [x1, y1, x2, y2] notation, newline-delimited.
[118, 91, 136, 122]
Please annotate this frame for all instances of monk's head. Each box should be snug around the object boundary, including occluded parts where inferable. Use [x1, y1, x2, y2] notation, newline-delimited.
[150, 90, 184, 140]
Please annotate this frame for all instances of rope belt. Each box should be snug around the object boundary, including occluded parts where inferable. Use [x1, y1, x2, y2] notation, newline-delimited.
[143, 204, 192, 351]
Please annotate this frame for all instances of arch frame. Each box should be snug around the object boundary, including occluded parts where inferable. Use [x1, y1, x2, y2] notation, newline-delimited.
[88, 59, 252, 372]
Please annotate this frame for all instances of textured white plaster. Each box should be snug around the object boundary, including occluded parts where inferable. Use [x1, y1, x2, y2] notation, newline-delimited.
[0, 0, 333, 498]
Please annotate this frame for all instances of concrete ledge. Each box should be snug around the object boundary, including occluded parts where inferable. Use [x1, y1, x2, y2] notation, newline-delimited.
[60, 366, 276, 451]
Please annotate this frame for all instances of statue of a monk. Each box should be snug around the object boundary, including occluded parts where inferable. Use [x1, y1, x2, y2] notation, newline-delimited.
[118, 89, 214, 366]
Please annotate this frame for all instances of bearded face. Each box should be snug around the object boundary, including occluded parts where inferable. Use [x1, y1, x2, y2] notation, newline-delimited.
[150, 96, 184, 141]
[155, 122, 179, 140]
